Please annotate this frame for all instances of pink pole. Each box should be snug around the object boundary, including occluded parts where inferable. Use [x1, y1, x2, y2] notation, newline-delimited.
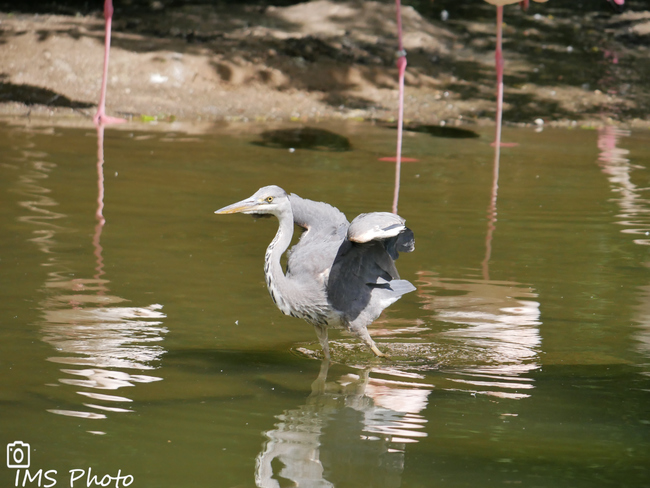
[392, 0, 407, 215]
[94, 0, 126, 125]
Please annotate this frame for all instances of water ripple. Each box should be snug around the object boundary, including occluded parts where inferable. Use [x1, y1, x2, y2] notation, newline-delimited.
[12, 128, 169, 427]
[598, 126, 650, 245]
[415, 272, 542, 399]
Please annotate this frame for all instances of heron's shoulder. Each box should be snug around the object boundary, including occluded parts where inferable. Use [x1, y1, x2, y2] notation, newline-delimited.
[289, 193, 349, 229]
[348, 212, 407, 243]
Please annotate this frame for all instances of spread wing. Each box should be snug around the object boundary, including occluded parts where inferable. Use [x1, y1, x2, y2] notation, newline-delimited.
[327, 212, 416, 330]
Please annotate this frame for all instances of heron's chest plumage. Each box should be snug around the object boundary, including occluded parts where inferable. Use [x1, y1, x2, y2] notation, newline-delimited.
[266, 277, 338, 326]
[264, 250, 341, 327]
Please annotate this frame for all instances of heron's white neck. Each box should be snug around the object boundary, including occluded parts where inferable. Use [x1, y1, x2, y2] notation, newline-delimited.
[264, 205, 295, 315]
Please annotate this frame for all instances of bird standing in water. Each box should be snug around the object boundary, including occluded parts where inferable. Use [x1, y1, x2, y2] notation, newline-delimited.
[216, 186, 415, 359]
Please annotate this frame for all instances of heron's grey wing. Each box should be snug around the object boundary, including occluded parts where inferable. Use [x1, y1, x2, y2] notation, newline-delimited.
[285, 194, 349, 289]
[289, 193, 348, 234]
[327, 212, 415, 328]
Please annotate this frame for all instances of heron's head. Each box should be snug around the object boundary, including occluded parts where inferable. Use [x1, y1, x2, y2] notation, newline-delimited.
[215, 185, 290, 216]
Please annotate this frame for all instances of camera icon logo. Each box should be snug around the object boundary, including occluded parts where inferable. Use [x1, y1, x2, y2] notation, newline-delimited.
[7, 441, 30, 469]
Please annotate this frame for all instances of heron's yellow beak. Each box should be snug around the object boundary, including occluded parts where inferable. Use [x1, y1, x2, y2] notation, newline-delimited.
[215, 198, 260, 215]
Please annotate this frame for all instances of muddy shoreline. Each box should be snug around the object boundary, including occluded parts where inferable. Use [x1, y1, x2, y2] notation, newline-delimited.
[1, 0, 649, 130]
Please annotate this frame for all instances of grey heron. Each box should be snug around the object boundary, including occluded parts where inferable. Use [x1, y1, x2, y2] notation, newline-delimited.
[215, 185, 415, 358]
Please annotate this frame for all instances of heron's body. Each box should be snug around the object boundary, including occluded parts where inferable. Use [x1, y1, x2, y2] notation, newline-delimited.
[216, 186, 415, 358]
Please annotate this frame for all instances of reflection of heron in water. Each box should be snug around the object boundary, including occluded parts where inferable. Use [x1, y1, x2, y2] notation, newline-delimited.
[216, 186, 416, 358]
[256, 360, 430, 488]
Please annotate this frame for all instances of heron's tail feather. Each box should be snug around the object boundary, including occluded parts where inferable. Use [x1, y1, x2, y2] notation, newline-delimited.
[389, 279, 416, 296]
[371, 277, 416, 295]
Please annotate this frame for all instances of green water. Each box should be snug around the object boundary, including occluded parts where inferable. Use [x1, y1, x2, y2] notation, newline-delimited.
[1, 121, 649, 487]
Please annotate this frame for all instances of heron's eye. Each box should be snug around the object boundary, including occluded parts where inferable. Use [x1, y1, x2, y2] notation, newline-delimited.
[265, 196, 274, 203]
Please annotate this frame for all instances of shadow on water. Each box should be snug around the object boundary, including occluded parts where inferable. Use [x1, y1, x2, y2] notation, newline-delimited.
[161, 348, 311, 377]
[382, 123, 481, 139]
[251, 127, 352, 152]
[12, 125, 167, 428]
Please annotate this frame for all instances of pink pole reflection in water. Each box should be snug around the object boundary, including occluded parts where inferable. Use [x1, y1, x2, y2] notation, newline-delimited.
[596, 126, 650, 368]
[482, 141, 501, 280]
[596, 125, 650, 246]
[481, 0, 548, 276]
[10, 129, 167, 424]
[91, 0, 126, 284]
[93, 124, 107, 285]
[597, 125, 629, 166]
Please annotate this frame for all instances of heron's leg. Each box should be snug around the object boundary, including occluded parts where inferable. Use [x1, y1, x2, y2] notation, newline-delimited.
[313, 325, 330, 360]
[357, 329, 388, 358]
[370, 344, 386, 357]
